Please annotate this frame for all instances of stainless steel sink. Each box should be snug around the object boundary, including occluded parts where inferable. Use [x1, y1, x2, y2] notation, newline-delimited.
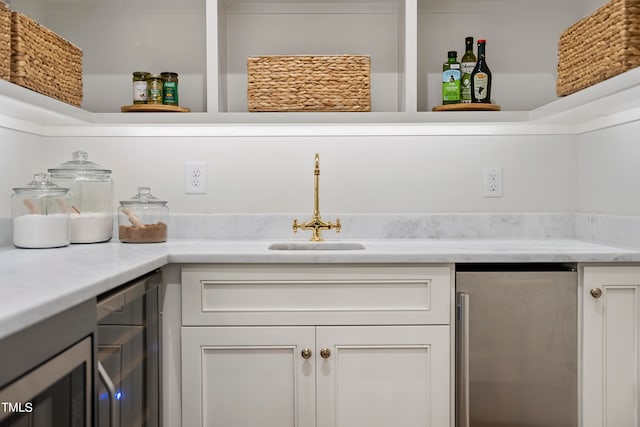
[268, 242, 365, 250]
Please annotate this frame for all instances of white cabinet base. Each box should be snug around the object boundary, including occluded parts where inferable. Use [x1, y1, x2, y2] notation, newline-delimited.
[182, 325, 449, 427]
[316, 325, 449, 427]
[582, 266, 640, 427]
[182, 326, 315, 427]
[181, 264, 452, 427]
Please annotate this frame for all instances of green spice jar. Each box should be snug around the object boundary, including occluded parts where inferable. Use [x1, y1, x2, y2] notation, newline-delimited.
[161, 72, 179, 105]
[147, 74, 163, 105]
[132, 71, 150, 104]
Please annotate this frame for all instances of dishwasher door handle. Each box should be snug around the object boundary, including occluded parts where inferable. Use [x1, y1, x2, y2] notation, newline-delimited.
[98, 361, 120, 427]
[456, 292, 470, 427]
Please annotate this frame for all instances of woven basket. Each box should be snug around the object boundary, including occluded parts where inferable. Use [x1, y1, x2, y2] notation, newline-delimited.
[247, 55, 371, 112]
[557, 0, 640, 96]
[0, 2, 9, 81]
[10, 11, 82, 106]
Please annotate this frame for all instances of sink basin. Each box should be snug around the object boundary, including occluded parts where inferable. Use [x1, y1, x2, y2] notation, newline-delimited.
[268, 242, 366, 251]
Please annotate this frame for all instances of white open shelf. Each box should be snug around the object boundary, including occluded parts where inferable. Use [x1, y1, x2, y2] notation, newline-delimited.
[210, 0, 414, 113]
[3, 66, 640, 136]
[1, 0, 639, 135]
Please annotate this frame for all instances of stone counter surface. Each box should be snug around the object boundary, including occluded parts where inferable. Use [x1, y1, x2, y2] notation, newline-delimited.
[1, 238, 639, 340]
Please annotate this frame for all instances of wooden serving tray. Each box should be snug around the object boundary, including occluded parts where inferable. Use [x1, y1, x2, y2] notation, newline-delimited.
[432, 103, 501, 112]
[121, 104, 190, 112]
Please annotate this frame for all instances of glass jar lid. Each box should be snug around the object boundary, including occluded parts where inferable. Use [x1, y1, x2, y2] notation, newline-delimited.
[120, 187, 167, 206]
[48, 151, 112, 179]
[13, 173, 70, 196]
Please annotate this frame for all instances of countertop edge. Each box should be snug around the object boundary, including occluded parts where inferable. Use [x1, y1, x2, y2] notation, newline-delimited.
[1, 238, 639, 341]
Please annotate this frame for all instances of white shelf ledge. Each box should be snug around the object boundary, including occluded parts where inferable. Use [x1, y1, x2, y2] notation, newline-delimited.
[1, 66, 640, 137]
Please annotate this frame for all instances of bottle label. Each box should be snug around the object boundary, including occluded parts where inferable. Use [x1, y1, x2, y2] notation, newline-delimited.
[473, 72, 489, 101]
[163, 81, 178, 105]
[147, 79, 163, 104]
[133, 81, 147, 103]
[442, 69, 461, 103]
[460, 62, 475, 103]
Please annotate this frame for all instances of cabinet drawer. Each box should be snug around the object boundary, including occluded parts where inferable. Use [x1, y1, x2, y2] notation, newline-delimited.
[182, 264, 451, 326]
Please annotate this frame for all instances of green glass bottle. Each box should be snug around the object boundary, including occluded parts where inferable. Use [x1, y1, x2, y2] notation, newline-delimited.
[460, 37, 476, 103]
[442, 51, 461, 105]
[471, 39, 492, 103]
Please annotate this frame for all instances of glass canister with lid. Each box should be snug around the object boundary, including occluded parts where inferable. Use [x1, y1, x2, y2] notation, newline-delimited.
[48, 151, 114, 243]
[11, 173, 71, 248]
[118, 187, 168, 243]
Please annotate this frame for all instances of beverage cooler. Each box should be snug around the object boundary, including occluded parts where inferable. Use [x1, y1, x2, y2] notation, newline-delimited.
[96, 270, 162, 427]
[0, 301, 95, 427]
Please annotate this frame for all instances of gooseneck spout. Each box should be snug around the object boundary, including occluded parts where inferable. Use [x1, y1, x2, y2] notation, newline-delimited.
[313, 153, 320, 219]
[293, 153, 341, 242]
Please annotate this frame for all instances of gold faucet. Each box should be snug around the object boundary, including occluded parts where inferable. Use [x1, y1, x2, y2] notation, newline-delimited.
[293, 153, 341, 241]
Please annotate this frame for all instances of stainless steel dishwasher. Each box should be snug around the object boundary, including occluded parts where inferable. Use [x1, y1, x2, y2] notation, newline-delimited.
[455, 264, 578, 427]
[97, 270, 161, 427]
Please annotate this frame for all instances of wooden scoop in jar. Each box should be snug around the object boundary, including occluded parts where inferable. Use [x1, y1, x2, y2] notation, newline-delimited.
[122, 208, 145, 228]
[23, 199, 41, 214]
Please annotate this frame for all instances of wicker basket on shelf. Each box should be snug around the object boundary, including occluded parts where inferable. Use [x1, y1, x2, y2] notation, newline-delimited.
[557, 0, 640, 96]
[247, 54, 371, 112]
[0, 2, 10, 81]
[10, 11, 83, 106]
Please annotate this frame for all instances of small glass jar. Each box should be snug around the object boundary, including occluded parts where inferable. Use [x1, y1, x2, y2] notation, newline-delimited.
[11, 173, 71, 248]
[132, 71, 150, 104]
[161, 72, 179, 105]
[118, 187, 169, 243]
[147, 74, 163, 105]
[48, 151, 113, 244]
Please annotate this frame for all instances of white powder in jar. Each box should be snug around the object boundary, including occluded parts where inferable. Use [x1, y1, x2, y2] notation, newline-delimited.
[13, 214, 70, 248]
[70, 212, 113, 243]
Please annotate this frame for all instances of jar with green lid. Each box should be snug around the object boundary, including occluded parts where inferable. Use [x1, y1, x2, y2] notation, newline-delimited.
[161, 72, 179, 105]
[147, 74, 163, 105]
[132, 71, 150, 104]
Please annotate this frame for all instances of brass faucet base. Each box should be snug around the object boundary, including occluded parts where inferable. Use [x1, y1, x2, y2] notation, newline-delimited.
[293, 153, 341, 242]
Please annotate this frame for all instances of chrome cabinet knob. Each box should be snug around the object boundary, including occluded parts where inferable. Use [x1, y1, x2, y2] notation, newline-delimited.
[320, 347, 331, 359]
[590, 288, 603, 299]
[301, 348, 312, 359]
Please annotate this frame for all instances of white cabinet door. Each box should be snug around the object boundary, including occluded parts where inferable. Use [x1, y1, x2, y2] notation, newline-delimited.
[316, 325, 450, 427]
[583, 267, 640, 427]
[182, 326, 316, 427]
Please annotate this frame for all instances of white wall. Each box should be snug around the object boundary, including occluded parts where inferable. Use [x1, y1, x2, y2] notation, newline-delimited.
[4, 120, 636, 221]
[574, 0, 640, 218]
[34, 133, 579, 215]
[1, 128, 45, 218]
[5, 118, 640, 221]
[581, 0, 608, 16]
[579, 120, 640, 216]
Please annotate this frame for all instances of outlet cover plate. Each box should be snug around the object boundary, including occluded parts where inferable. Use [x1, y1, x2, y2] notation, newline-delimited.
[483, 167, 503, 198]
[186, 161, 206, 194]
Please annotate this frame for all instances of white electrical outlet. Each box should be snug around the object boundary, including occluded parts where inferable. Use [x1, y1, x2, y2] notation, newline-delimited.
[483, 167, 503, 197]
[186, 161, 206, 194]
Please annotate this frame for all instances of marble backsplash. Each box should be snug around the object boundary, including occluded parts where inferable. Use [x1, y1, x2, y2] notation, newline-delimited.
[167, 213, 576, 240]
[575, 213, 640, 249]
[1, 212, 638, 249]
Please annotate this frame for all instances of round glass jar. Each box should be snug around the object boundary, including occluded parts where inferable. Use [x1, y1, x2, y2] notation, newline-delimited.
[48, 151, 113, 244]
[11, 173, 71, 248]
[132, 71, 150, 104]
[118, 187, 168, 243]
[147, 74, 163, 105]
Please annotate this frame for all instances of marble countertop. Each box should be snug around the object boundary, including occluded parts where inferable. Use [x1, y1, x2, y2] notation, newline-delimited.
[1, 237, 639, 341]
